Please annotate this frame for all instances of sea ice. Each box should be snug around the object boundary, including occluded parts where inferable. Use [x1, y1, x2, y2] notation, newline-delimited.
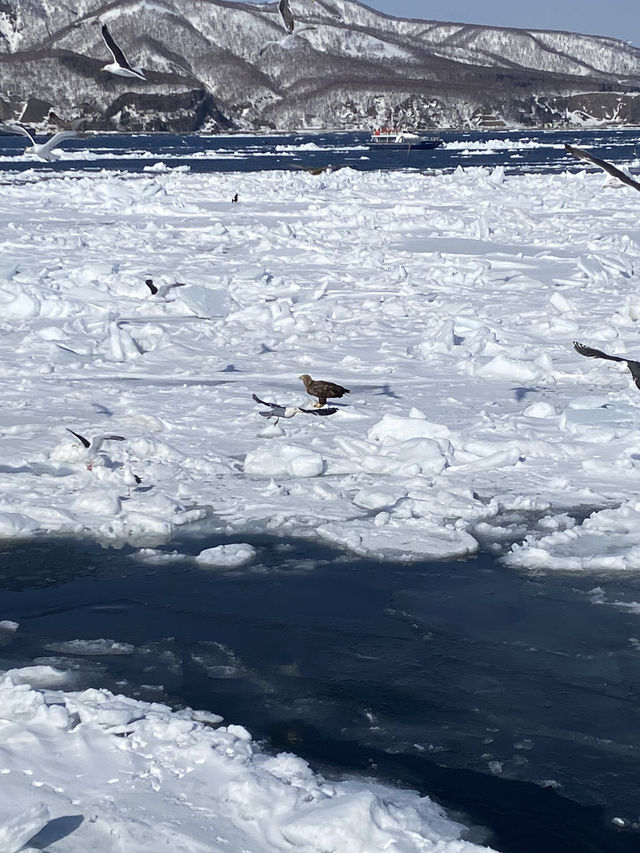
[195, 543, 257, 568]
[0, 163, 638, 567]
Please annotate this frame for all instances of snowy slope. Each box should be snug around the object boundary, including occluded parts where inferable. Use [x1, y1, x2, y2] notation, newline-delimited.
[1, 0, 640, 129]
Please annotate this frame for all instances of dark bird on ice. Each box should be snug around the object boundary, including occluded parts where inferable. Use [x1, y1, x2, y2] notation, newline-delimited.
[232, 193, 238, 203]
[100, 23, 146, 80]
[573, 341, 640, 390]
[145, 278, 187, 299]
[252, 393, 337, 423]
[299, 374, 350, 408]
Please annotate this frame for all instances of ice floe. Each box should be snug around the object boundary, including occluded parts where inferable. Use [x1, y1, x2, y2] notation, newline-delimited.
[0, 162, 638, 570]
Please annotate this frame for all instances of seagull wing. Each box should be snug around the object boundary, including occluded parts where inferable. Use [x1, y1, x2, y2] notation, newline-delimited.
[101, 23, 134, 71]
[38, 130, 79, 156]
[102, 435, 126, 442]
[166, 282, 187, 291]
[66, 428, 91, 448]
[2, 123, 35, 146]
[301, 407, 338, 416]
[252, 393, 275, 407]
[252, 393, 288, 417]
[278, 0, 295, 33]
[145, 279, 158, 295]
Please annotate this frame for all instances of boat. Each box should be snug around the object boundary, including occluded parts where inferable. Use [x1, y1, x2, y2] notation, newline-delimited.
[367, 127, 442, 150]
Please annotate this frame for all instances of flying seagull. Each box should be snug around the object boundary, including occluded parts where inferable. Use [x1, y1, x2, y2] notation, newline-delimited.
[66, 428, 126, 470]
[259, 26, 316, 55]
[252, 393, 338, 424]
[573, 341, 640, 390]
[0, 124, 80, 162]
[259, 2, 317, 55]
[299, 374, 350, 408]
[101, 23, 146, 80]
[278, 0, 295, 33]
[145, 278, 187, 299]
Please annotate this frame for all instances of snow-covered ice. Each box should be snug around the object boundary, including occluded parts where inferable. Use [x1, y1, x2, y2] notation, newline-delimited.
[0, 161, 639, 570]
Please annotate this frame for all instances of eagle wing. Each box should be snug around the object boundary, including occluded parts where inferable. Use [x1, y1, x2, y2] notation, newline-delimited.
[574, 341, 640, 390]
[573, 341, 625, 363]
[309, 380, 349, 397]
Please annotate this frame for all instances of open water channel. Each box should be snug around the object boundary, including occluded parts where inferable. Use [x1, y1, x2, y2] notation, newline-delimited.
[1, 531, 639, 853]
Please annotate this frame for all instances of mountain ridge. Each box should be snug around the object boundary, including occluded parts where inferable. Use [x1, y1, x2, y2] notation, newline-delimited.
[1, 0, 639, 131]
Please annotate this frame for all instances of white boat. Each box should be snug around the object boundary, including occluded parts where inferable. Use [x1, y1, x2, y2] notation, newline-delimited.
[367, 127, 442, 150]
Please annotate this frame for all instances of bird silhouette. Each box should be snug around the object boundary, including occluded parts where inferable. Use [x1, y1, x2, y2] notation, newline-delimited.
[573, 341, 640, 390]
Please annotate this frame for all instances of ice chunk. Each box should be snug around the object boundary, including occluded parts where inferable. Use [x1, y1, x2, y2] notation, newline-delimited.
[195, 543, 256, 568]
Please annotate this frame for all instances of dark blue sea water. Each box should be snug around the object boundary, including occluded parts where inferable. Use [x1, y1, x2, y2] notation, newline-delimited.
[1, 532, 639, 853]
[0, 127, 638, 175]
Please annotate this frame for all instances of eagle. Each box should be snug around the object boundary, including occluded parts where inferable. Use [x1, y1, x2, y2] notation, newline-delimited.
[299, 374, 350, 408]
[573, 341, 640, 390]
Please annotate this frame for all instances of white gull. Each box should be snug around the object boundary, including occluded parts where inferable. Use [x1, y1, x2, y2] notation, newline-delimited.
[100, 23, 146, 80]
[0, 124, 80, 162]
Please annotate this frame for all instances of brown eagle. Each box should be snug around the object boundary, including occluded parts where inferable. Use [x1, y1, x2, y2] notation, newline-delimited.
[573, 341, 640, 390]
[299, 374, 350, 408]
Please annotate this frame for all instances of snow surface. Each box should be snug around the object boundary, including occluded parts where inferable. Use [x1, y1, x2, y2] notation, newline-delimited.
[5, 150, 640, 848]
[0, 159, 640, 570]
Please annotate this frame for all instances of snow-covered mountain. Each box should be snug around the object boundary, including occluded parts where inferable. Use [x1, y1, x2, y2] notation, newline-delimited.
[1, 0, 640, 130]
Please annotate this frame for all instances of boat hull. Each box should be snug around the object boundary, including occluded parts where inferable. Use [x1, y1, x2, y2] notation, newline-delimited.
[367, 137, 442, 150]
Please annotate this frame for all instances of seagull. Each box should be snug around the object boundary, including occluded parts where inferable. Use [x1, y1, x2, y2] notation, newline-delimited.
[0, 124, 80, 162]
[66, 428, 126, 470]
[145, 278, 187, 299]
[573, 341, 640, 390]
[259, 26, 316, 55]
[252, 393, 338, 424]
[120, 464, 142, 487]
[278, 0, 295, 32]
[100, 23, 146, 80]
